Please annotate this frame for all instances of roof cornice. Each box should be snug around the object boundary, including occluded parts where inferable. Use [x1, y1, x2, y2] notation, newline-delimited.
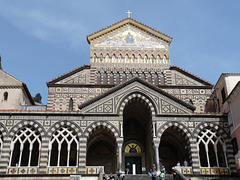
[87, 17, 173, 45]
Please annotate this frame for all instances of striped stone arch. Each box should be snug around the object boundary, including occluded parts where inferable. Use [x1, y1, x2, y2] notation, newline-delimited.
[9, 120, 45, 139]
[193, 122, 236, 173]
[46, 120, 82, 138]
[0, 122, 7, 138]
[156, 121, 192, 140]
[192, 122, 228, 141]
[84, 121, 119, 139]
[118, 92, 157, 116]
[156, 121, 193, 165]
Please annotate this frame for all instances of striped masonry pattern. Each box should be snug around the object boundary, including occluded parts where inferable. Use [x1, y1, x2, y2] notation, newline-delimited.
[118, 93, 155, 116]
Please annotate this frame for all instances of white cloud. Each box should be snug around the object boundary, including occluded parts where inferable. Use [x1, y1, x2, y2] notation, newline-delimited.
[0, 1, 88, 49]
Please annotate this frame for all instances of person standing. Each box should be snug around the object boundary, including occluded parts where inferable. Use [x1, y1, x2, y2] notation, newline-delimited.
[172, 168, 177, 180]
[183, 160, 188, 167]
[151, 169, 157, 180]
[160, 170, 165, 180]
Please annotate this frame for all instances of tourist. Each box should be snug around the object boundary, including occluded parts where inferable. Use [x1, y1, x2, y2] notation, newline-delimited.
[148, 168, 152, 176]
[172, 168, 177, 180]
[116, 169, 121, 180]
[183, 160, 188, 167]
[177, 161, 180, 166]
[109, 173, 115, 180]
[160, 170, 165, 180]
[162, 166, 166, 173]
[151, 169, 157, 180]
[121, 170, 125, 180]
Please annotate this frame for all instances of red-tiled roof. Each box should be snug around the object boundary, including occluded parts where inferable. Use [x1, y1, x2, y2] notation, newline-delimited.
[87, 17, 173, 44]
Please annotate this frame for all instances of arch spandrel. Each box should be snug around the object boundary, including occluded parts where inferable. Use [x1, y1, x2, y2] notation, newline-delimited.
[79, 78, 194, 116]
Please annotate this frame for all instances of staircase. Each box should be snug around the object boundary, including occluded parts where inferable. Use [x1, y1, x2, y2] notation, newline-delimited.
[124, 174, 174, 180]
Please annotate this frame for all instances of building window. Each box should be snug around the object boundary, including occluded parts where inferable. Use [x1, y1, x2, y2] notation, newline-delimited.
[10, 125, 41, 167]
[197, 128, 227, 167]
[116, 72, 120, 84]
[122, 72, 127, 82]
[97, 72, 101, 84]
[3, 92, 8, 100]
[129, 72, 133, 79]
[148, 73, 152, 83]
[221, 87, 226, 103]
[154, 73, 158, 85]
[231, 137, 239, 155]
[160, 73, 165, 85]
[110, 72, 114, 85]
[103, 72, 108, 84]
[141, 73, 146, 80]
[69, 98, 73, 111]
[135, 72, 139, 78]
[49, 126, 79, 167]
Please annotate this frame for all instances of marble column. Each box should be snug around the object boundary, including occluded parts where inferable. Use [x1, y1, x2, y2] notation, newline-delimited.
[154, 142, 160, 174]
[118, 142, 123, 171]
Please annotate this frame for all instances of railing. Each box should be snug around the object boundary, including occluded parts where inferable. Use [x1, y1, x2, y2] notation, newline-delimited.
[200, 167, 230, 175]
[46, 167, 78, 174]
[174, 166, 189, 180]
[85, 166, 104, 174]
[7, 167, 39, 174]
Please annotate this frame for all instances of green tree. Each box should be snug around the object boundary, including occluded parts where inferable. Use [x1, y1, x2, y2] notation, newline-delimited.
[33, 93, 42, 103]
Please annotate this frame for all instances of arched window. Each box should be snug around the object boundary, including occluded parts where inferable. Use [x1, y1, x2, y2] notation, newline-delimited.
[10, 125, 41, 167]
[100, 54, 103, 62]
[147, 73, 152, 83]
[103, 72, 108, 84]
[151, 55, 155, 63]
[69, 98, 73, 111]
[122, 72, 127, 82]
[138, 55, 141, 63]
[110, 72, 114, 85]
[105, 55, 110, 63]
[156, 55, 161, 64]
[163, 55, 167, 64]
[197, 128, 227, 167]
[125, 55, 129, 63]
[129, 72, 133, 79]
[112, 55, 116, 63]
[97, 72, 101, 84]
[132, 55, 136, 63]
[119, 55, 123, 63]
[3, 92, 8, 100]
[160, 73, 165, 85]
[49, 126, 79, 167]
[144, 55, 148, 63]
[154, 73, 158, 85]
[116, 73, 120, 84]
[141, 73, 146, 80]
[135, 72, 139, 78]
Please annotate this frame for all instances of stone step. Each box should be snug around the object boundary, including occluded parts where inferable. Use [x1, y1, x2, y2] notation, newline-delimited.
[124, 174, 174, 180]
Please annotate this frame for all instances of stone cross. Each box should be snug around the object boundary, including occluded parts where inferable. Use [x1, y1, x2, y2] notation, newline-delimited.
[126, 10, 132, 18]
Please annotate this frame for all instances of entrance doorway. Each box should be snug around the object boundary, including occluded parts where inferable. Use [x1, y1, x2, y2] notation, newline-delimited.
[159, 126, 190, 173]
[125, 157, 142, 174]
[123, 96, 154, 173]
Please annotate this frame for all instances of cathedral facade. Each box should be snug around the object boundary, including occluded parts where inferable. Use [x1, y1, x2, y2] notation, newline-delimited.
[0, 18, 237, 178]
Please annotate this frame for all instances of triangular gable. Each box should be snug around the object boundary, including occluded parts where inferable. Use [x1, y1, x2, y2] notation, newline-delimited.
[170, 66, 214, 87]
[79, 78, 195, 115]
[0, 69, 23, 86]
[87, 18, 172, 45]
[47, 65, 90, 85]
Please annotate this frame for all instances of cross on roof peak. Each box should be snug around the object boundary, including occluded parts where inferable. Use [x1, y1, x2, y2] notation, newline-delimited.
[126, 10, 132, 18]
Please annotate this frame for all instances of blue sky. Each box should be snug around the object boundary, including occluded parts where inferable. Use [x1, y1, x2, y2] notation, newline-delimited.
[0, 0, 240, 104]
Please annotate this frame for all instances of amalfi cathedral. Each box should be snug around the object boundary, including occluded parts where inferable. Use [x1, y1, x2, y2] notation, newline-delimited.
[0, 16, 239, 180]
